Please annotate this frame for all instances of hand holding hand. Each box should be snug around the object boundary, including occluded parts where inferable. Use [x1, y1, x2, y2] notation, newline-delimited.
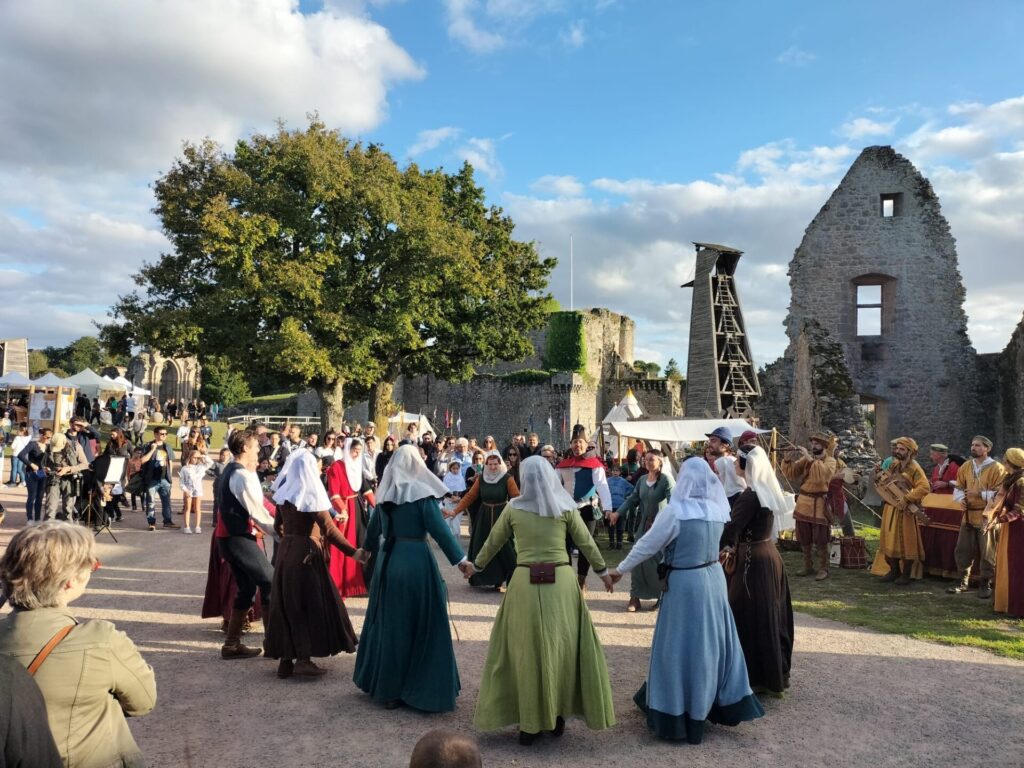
[600, 573, 615, 593]
[353, 548, 369, 564]
[607, 569, 624, 586]
[607, 512, 619, 527]
[458, 561, 475, 579]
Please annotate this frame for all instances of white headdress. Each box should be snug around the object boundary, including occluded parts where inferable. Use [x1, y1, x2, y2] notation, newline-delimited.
[665, 458, 731, 524]
[376, 444, 449, 505]
[744, 446, 791, 540]
[481, 450, 507, 484]
[509, 456, 578, 519]
[272, 450, 330, 513]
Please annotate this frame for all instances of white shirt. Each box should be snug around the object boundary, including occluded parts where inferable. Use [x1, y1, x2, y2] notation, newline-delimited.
[714, 455, 747, 498]
[952, 457, 998, 504]
[228, 464, 276, 529]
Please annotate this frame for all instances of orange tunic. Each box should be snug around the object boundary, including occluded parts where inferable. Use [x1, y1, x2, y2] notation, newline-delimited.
[871, 460, 930, 579]
[782, 454, 838, 526]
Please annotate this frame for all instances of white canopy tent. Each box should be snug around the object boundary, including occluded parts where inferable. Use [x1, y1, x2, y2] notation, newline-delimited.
[65, 369, 128, 398]
[114, 375, 150, 395]
[387, 411, 438, 438]
[606, 418, 767, 445]
[31, 372, 71, 388]
[0, 371, 32, 388]
[595, 388, 645, 458]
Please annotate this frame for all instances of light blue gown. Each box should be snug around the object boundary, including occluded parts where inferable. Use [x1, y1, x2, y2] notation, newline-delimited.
[624, 516, 764, 743]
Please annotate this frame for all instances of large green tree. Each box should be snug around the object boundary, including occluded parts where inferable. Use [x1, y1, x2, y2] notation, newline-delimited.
[103, 120, 554, 429]
[41, 335, 127, 376]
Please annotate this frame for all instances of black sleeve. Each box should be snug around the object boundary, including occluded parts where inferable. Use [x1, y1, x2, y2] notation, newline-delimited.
[0, 657, 63, 768]
[721, 491, 759, 549]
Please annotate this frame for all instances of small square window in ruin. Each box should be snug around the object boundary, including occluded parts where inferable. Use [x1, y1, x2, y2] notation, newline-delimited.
[880, 193, 903, 217]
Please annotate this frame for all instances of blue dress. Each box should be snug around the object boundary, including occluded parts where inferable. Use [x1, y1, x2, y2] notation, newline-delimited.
[353, 497, 465, 712]
[633, 519, 764, 742]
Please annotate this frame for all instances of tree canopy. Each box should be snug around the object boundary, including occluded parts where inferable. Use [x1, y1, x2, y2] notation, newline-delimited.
[102, 119, 554, 427]
[34, 335, 127, 378]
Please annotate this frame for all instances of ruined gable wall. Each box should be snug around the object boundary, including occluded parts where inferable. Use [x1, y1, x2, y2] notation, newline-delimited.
[785, 146, 979, 452]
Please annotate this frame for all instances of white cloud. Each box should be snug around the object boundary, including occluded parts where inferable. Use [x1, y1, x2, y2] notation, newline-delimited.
[531, 175, 584, 197]
[407, 126, 461, 157]
[506, 96, 1024, 367]
[456, 137, 504, 180]
[444, 0, 506, 53]
[839, 117, 898, 139]
[776, 45, 816, 67]
[0, 0, 422, 346]
[560, 20, 586, 48]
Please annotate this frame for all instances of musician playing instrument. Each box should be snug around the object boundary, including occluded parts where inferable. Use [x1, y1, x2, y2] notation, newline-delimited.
[781, 431, 838, 580]
[872, 436, 930, 584]
[992, 447, 1024, 617]
[947, 435, 1005, 598]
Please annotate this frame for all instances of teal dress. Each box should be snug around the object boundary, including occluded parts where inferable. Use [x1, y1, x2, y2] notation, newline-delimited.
[616, 474, 674, 599]
[353, 497, 465, 712]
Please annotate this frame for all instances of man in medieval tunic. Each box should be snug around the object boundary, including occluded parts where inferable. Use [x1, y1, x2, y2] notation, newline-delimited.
[993, 447, 1024, 617]
[929, 443, 960, 494]
[948, 435, 1005, 598]
[872, 437, 930, 585]
[557, 435, 612, 590]
[781, 431, 838, 580]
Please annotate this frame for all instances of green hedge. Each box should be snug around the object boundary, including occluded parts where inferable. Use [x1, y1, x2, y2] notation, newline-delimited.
[544, 312, 586, 373]
[499, 369, 552, 384]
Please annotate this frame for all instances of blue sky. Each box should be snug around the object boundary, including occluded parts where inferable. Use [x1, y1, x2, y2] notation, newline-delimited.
[1, 0, 1023, 371]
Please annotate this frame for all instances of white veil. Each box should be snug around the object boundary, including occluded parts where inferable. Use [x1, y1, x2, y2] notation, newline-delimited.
[376, 444, 449, 505]
[272, 450, 330, 513]
[665, 458, 731, 524]
[509, 456, 578, 519]
[744, 446, 793, 540]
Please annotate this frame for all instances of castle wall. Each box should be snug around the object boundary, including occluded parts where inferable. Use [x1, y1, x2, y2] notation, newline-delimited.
[785, 146, 980, 451]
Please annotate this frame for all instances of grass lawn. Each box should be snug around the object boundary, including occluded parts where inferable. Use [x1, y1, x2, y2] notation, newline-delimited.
[592, 507, 1024, 660]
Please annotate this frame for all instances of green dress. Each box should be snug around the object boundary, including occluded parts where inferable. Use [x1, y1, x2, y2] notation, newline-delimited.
[466, 474, 517, 588]
[353, 497, 465, 712]
[473, 506, 616, 733]
[616, 473, 675, 599]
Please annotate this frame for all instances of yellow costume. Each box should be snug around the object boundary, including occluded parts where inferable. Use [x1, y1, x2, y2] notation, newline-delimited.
[870, 437, 930, 581]
[994, 448, 1024, 616]
[781, 433, 838, 579]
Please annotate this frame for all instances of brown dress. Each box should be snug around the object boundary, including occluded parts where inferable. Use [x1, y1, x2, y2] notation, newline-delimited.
[263, 503, 359, 660]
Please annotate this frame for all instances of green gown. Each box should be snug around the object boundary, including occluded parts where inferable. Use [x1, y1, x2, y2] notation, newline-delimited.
[473, 506, 616, 733]
[466, 474, 517, 588]
[616, 473, 675, 599]
[353, 497, 465, 712]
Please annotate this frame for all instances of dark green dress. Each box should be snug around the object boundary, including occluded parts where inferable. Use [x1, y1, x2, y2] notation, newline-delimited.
[466, 474, 517, 588]
[353, 497, 465, 712]
[616, 473, 675, 599]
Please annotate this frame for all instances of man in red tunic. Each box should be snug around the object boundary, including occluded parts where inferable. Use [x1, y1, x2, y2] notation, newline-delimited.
[928, 443, 959, 494]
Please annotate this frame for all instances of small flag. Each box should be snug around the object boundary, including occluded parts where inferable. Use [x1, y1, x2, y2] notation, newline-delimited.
[456, 412, 462, 433]
[547, 414, 553, 430]
[432, 406, 438, 422]
[445, 408, 451, 429]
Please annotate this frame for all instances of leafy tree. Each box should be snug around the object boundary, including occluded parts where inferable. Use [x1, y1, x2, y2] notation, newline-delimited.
[632, 359, 661, 376]
[200, 356, 252, 407]
[102, 120, 554, 430]
[41, 336, 127, 375]
[28, 350, 51, 377]
[664, 357, 683, 381]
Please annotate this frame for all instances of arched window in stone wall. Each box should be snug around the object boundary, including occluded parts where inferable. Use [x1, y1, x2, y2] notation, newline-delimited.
[851, 273, 896, 342]
[160, 362, 180, 403]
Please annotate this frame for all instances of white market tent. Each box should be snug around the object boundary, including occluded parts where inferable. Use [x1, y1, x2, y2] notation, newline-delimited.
[387, 411, 438, 437]
[114, 375, 150, 395]
[606, 418, 767, 445]
[596, 388, 645, 458]
[31, 372, 71, 388]
[65, 369, 128, 398]
[0, 371, 32, 388]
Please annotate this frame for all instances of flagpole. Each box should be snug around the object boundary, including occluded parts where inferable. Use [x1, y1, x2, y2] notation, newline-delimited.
[569, 234, 574, 312]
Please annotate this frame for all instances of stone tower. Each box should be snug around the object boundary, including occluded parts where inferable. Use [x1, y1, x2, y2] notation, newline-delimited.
[683, 243, 760, 418]
[785, 145, 979, 450]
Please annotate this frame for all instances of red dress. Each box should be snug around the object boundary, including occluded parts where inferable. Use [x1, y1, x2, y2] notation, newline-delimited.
[326, 461, 373, 598]
[930, 460, 959, 494]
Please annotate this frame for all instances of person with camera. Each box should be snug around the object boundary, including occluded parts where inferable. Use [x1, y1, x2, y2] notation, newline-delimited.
[43, 433, 89, 522]
[140, 427, 179, 531]
[18, 428, 53, 526]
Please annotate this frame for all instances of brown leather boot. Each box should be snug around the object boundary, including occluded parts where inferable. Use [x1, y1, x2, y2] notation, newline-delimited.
[880, 558, 901, 582]
[797, 547, 815, 576]
[293, 659, 328, 677]
[221, 609, 262, 659]
[977, 579, 992, 599]
[895, 561, 913, 585]
[815, 546, 829, 580]
[947, 573, 969, 593]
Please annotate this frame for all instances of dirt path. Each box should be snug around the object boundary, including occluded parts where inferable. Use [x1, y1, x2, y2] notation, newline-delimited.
[2, 481, 1023, 768]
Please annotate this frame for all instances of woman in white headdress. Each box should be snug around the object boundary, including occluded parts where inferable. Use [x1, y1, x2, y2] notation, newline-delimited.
[326, 438, 376, 598]
[264, 451, 366, 679]
[353, 445, 469, 713]
[470, 456, 615, 745]
[721, 444, 794, 697]
[610, 457, 763, 744]
[448, 450, 519, 591]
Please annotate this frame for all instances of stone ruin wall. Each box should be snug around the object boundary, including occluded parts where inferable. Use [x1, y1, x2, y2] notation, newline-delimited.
[782, 146, 981, 454]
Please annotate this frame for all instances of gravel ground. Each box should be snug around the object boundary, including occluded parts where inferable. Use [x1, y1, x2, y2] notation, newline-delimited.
[2, 479, 1024, 768]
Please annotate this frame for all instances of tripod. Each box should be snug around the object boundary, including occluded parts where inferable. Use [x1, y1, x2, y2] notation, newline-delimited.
[82, 487, 118, 543]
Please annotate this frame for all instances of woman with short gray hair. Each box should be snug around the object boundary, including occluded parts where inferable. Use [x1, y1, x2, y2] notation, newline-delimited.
[0, 521, 157, 767]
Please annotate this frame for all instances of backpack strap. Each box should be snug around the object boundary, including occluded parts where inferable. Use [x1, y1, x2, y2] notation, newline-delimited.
[27, 624, 75, 676]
